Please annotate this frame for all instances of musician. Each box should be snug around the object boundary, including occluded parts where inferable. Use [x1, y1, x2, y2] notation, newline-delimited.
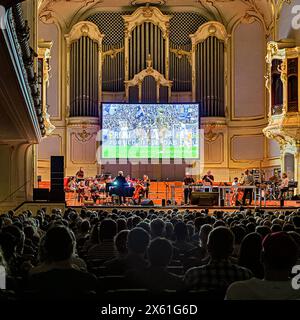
[113, 171, 128, 204]
[240, 169, 254, 205]
[77, 180, 86, 202]
[183, 173, 195, 205]
[126, 175, 134, 187]
[202, 170, 214, 186]
[269, 173, 280, 184]
[105, 175, 113, 197]
[143, 175, 150, 198]
[132, 179, 145, 205]
[279, 173, 289, 199]
[76, 167, 84, 182]
[90, 180, 100, 203]
[231, 177, 241, 206]
[67, 176, 77, 192]
[232, 177, 239, 187]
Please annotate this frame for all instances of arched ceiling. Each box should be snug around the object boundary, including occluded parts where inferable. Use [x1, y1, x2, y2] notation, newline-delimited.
[37, 0, 290, 37]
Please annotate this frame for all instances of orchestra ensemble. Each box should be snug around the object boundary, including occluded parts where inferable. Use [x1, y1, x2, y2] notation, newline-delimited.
[65, 167, 292, 206]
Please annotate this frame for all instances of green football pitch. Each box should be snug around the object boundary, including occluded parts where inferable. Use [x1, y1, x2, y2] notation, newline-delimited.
[102, 145, 199, 159]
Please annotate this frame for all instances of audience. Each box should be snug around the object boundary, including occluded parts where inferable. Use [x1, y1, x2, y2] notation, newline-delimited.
[226, 232, 300, 299]
[29, 226, 96, 298]
[184, 227, 253, 292]
[0, 207, 300, 300]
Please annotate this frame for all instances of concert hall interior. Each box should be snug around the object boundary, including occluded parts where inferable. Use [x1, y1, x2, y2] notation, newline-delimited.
[1, 0, 300, 304]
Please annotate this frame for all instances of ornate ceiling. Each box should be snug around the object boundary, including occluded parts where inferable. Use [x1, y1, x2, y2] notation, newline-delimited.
[38, 0, 291, 37]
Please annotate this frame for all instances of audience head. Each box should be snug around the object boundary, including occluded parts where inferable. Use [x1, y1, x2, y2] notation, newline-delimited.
[199, 224, 213, 247]
[114, 230, 129, 255]
[207, 227, 234, 260]
[262, 232, 298, 273]
[99, 219, 117, 242]
[150, 219, 165, 238]
[43, 226, 74, 262]
[148, 238, 173, 268]
[127, 227, 150, 255]
[174, 221, 189, 242]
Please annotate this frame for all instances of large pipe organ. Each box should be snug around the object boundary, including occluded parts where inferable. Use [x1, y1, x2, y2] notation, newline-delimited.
[64, 6, 226, 115]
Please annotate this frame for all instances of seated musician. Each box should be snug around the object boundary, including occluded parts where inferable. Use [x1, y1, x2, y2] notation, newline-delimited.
[67, 176, 77, 192]
[75, 167, 84, 182]
[98, 178, 106, 194]
[90, 180, 100, 204]
[142, 175, 150, 198]
[183, 173, 194, 205]
[77, 180, 86, 202]
[126, 175, 134, 187]
[279, 173, 289, 199]
[231, 177, 242, 206]
[132, 179, 145, 205]
[202, 170, 214, 186]
[113, 171, 128, 204]
[105, 175, 113, 197]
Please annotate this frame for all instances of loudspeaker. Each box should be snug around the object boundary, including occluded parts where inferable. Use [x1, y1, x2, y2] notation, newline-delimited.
[49, 190, 65, 202]
[161, 199, 166, 206]
[190, 192, 219, 206]
[51, 156, 64, 191]
[33, 188, 49, 201]
[141, 199, 154, 206]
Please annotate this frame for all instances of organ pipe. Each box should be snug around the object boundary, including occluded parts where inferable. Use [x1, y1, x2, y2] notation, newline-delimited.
[70, 36, 99, 117]
[195, 36, 224, 117]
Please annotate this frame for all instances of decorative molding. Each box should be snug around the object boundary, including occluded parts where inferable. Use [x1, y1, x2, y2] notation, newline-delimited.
[67, 117, 100, 127]
[170, 47, 192, 65]
[65, 21, 104, 47]
[74, 129, 94, 142]
[123, 6, 171, 39]
[131, 0, 166, 5]
[190, 21, 229, 45]
[102, 46, 124, 62]
[38, 40, 55, 136]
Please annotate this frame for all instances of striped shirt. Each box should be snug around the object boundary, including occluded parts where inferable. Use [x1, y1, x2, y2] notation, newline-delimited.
[87, 240, 116, 262]
[184, 259, 253, 291]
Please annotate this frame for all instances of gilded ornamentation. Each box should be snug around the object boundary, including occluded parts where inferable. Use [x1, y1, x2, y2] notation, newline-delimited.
[170, 47, 192, 65]
[65, 21, 104, 46]
[75, 129, 93, 142]
[122, 6, 171, 39]
[102, 46, 124, 62]
[38, 40, 55, 136]
[205, 127, 219, 142]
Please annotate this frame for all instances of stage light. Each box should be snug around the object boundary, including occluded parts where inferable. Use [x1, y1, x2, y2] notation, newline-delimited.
[113, 181, 118, 185]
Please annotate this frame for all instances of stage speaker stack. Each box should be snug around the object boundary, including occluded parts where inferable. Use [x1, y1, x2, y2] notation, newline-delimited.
[190, 192, 219, 206]
[33, 188, 49, 201]
[50, 156, 65, 202]
[141, 199, 154, 206]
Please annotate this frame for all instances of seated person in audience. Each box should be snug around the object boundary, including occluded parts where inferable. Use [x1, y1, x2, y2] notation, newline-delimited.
[104, 230, 129, 274]
[184, 224, 213, 269]
[226, 232, 300, 300]
[127, 238, 183, 292]
[103, 227, 149, 275]
[172, 221, 196, 256]
[87, 219, 117, 263]
[29, 226, 96, 297]
[238, 232, 264, 279]
[184, 227, 253, 292]
[150, 218, 165, 239]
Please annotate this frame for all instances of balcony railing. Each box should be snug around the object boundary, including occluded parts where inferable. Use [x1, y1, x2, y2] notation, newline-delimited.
[3, 4, 45, 136]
